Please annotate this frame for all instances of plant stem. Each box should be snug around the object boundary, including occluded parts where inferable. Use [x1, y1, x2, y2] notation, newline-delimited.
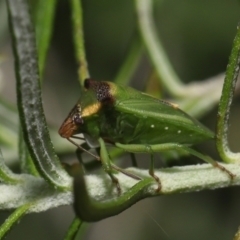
[135, 0, 185, 96]
[70, 0, 89, 86]
[73, 163, 239, 222]
[64, 217, 82, 240]
[216, 24, 240, 163]
[114, 37, 143, 86]
[0, 203, 32, 239]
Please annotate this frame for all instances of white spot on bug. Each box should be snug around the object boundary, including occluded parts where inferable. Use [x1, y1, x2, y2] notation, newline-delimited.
[165, 127, 168, 130]
[170, 102, 179, 109]
[178, 130, 181, 134]
[151, 124, 155, 128]
[145, 145, 151, 152]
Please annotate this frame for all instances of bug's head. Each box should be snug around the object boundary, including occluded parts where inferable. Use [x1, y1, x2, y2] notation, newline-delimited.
[59, 79, 116, 139]
[58, 104, 83, 138]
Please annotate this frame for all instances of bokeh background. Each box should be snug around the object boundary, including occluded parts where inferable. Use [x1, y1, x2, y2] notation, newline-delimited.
[0, 0, 240, 239]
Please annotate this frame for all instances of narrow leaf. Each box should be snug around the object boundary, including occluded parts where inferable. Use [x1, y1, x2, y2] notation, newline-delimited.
[7, 0, 71, 190]
[33, 0, 57, 80]
[19, 130, 39, 176]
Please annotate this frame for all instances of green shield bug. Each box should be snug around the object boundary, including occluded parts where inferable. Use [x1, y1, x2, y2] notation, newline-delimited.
[59, 79, 234, 193]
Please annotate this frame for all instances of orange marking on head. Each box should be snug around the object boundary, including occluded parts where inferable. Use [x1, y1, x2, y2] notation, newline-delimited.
[58, 117, 78, 138]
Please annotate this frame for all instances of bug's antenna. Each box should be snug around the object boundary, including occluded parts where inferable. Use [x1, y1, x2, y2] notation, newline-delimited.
[67, 138, 100, 160]
[111, 163, 142, 180]
[71, 136, 85, 141]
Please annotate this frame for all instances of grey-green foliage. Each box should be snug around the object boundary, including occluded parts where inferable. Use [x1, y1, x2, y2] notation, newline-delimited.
[0, 0, 240, 239]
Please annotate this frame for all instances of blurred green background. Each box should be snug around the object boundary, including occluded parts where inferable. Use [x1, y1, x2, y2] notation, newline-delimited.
[0, 0, 240, 239]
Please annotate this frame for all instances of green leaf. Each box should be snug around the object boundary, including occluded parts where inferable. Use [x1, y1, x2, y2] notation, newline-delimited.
[7, 0, 71, 190]
[19, 130, 39, 176]
[33, 0, 57, 80]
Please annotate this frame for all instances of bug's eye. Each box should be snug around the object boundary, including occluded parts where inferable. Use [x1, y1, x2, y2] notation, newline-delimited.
[73, 114, 83, 125]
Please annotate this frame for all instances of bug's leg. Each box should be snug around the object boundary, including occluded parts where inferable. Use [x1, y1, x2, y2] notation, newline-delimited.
[149, 152, 161, 192]
[116, 142, 235, 180]
[98, 138, 142, 193]
[130, 153, 138, 167]
[98, 138, 121, 194]
[179, 146, 235, 179]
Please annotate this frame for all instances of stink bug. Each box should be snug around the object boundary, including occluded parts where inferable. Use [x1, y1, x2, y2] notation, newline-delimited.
[59, 79, 234, 193]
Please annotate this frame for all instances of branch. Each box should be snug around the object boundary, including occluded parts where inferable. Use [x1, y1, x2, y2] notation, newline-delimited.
[0, 163, 238, 217]
[73, 163, 239, 221]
